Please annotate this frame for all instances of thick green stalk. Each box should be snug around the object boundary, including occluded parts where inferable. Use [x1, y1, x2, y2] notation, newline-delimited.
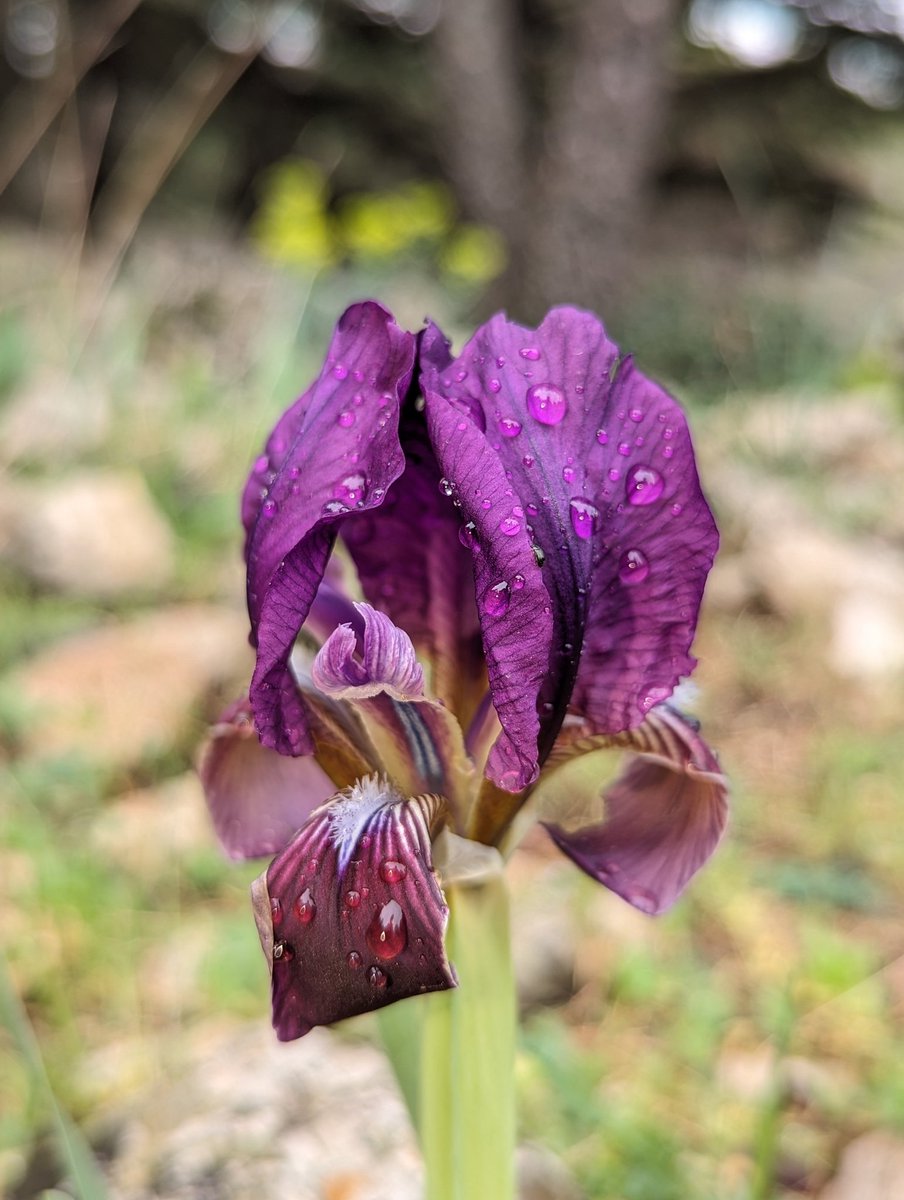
[391, 875, 517, 1200]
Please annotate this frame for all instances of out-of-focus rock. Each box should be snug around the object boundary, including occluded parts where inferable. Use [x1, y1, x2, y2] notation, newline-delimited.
[97, 1024, 423, 1200]
[0, 368, 111, 465]
[716, 1047, 776, 1104]
[830, 589, 904, 678]
[9, 606, 250, 767]
[819, 1131, 904, 1200]
[2, 469, 175, 597]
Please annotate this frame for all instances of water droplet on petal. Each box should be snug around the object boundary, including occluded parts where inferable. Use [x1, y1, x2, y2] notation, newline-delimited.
[617, 442, 631, 457]
[333, 363, 349, 380]
[262, 498, 278, 518]
[526, 384, 567, 425]
[481, 497, 492, 509]
[608, 467, 621, 482]
[639, 686, 671, 715]
[498, 515, 521, 536]
[459, 521, 479, 550]
[270, 897, 283, 925]
[273, 940, 294, 962]
[522, 454, 535, 468]
[499, 769, 521, 789]
[626, 465, 664, 506]
[321, 499, 349, 517]
[496, 355, 506, 368]
[619, 549, 649, 585]
[485, 580, 511, 616]
[670, 502, 683, 516]
[569, 498, 599, 540]
[347, 951, 363, 969]
[596, 429, 609, 445]
[512, 573, 525, 590]
[380, 860, 408, 884]
[562, 465, 575, 483]
[489, 378, 502, 394]
[333, 472, 367, 505]
[498, 417, 521, 437]
[438, 477, 455, 497]
[345, 890, 361, 909]
[295, 888, 316, 924]
[368, 965, 388, 988]
[338, 411, 355, 428]
[663, 445, 674, 459]
[520, 347, 541, 361]
[629, 407, 644, 423]
[367, 899, 407, 962]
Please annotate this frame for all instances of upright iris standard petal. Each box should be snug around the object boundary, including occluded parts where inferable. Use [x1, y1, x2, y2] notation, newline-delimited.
[341, 338, 485, 726]
[541, 705, 729, 914]
[252, 776, 456, 1040]
[244, 302, 417, 756]
[420, 324, 552, 792]
[421, 308, 718, 778]
[200, 698, 335, 861]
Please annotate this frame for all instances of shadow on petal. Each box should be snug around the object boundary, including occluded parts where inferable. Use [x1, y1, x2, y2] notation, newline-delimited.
[200, 698, 335, 861]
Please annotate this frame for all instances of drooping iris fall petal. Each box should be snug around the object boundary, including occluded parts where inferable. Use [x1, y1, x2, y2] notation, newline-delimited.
[421, 308, 718, 783]
[252, 776, 456, 1040]
[200, 698, 335, 861]
[541, 705, 728, 914]
[245, 302, 416, 756]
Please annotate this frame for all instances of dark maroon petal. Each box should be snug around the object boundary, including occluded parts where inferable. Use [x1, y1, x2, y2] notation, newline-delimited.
[251, 777, 456, 1040]
[421, 308, 718, 778]
[543, 706, 728, 914]
[341, 326, 485, 726]
[245, 302, 416, 756]
[199, 698, 334, 860]
[312, 603, 425, 700]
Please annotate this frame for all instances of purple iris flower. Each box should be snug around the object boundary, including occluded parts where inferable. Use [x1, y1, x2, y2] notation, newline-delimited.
[200, 301, 727, 1042]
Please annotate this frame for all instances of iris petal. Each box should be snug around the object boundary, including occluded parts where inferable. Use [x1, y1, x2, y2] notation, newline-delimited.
[200, 697, 334, 860]
[541, 705, 728, 914]
[421, 308, 718, 782]
[252, 777, 456, 1040]
[244, 302, 416, 756]
[313, 604, 474, 830]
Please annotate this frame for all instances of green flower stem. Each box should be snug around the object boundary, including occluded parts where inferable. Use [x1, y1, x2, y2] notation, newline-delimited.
[380, 875, 516, 1200]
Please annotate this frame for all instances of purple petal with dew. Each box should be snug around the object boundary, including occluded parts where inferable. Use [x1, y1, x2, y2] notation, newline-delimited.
[313, 603, 425, 701]
[341, 325, 484, 725]
[420, 323, 551, 792]
[252, 776, 456, 1040]
[544, 705, 728, 915]
[422, 307, 718, 776]
[244, 302, 416, 756]
[199, 697, 335, 861]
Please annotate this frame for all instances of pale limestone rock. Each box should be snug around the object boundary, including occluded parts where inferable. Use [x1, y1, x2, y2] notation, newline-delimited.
[9, 605, 251, 767]
[3, 469, 175, 597]
[820, 1131, 904, 1200]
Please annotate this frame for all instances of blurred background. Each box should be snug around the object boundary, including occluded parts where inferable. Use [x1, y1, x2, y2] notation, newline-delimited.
[1, 1, 903, 1197]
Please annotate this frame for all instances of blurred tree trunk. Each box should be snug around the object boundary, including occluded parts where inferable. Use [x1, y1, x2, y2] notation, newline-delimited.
[432, 0, 680, 321]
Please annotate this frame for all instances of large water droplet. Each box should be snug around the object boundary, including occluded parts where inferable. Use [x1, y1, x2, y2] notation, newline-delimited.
[345, 889, 361, 909]
[619, 549, 649, 585]
[569, 498, 599, 540]
[347, 950, 363, 970]
[338, 411, 355, 428]
[519, 347, 540, 361]
[498, 515, 521, 537]
[485, 580, 511, 616]
[512, 573, 525, 590]
[273, 940, 294, 962]
[333, 472, 367, 505]
[321, 499, 349, 517]
[438, 477, 455, 497]
[498, 417, 521, 438]
[367, 899, 407, 962]
[295, 888, 316, 924]
[626, 465, 664, 506]
[526, 383, 567, 426]
[380, 859, 408, 884]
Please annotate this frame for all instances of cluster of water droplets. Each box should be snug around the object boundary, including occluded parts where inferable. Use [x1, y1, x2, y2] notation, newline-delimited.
[270, 853, 414, 990]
